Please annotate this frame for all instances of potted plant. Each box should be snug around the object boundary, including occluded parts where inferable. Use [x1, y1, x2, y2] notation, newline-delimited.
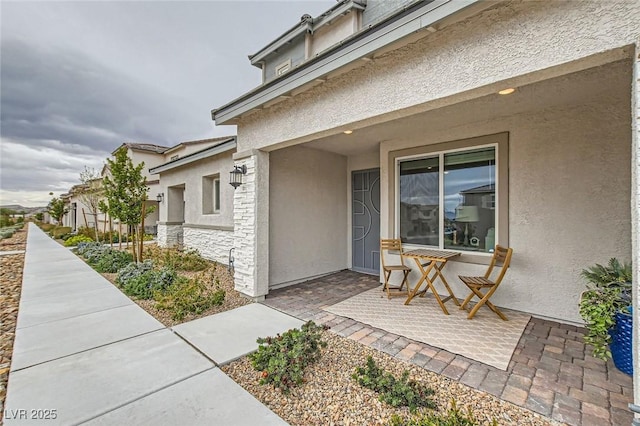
[579, 258, 633, 375]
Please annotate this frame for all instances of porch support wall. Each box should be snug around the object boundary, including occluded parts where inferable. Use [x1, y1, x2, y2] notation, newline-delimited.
[632, 41, 640, 419]
[232, 150, 269, 300]
[156, 223, 183, 248]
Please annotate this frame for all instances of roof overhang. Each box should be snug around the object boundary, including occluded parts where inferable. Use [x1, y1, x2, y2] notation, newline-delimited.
[248, 0, 367, 68]
[213, 0, 485, 125]
[149, 138, 236, 175]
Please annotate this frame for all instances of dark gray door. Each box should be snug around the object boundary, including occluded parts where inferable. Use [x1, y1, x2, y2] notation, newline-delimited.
[352, 169, 380, 274]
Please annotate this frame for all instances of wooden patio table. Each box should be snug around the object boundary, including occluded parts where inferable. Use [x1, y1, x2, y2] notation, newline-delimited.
[403, 249, 461, 314]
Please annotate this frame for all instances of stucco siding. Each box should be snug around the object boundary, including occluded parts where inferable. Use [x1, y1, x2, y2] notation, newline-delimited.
[156, 152, 234, 228]
[310, 14, 356, 57]
[378, 80, 631, 324]
[236, 0, 640, 153]
[269, 145, 348, 287]
[264, 41, 305, 82]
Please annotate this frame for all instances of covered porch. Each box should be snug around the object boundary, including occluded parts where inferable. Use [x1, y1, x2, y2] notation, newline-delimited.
[264, 55, 632, 325]
[264, 270, 634, 426]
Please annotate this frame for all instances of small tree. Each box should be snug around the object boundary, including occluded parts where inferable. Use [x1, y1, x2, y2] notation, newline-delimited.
[102, 148, 154, 262]
[35, 212, 44, 222]
[47, 195, 67, 225]
[77, 167, 103, 241]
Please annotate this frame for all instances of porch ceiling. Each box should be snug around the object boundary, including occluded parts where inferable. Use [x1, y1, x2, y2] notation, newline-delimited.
[301, 59, 631, 157]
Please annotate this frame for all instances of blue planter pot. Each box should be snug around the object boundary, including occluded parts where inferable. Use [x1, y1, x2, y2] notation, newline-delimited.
[609, 308, 633, 376]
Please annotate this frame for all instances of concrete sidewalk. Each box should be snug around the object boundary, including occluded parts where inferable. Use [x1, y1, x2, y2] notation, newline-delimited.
[4, 224, 295, 425]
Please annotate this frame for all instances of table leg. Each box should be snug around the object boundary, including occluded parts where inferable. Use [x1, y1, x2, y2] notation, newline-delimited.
[404, 258, 431, 305]
[432, 262, 460, 306]
[405, 259, 450, 315]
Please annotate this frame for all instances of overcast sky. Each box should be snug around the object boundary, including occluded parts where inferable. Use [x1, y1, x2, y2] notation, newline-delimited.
[0, 0, 332, 207]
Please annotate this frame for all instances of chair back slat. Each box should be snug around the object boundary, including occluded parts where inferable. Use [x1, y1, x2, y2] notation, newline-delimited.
[485, 245, 513, 284]
[380, 238, 405, 268]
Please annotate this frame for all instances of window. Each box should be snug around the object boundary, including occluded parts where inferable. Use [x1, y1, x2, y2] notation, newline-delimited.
[202, 174, 220, 214]
[213, 177, 220, 213]
[398, 146, 497, 253]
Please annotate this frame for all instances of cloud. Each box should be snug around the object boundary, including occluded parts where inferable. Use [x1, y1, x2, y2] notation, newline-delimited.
[1, 38, 203, 151]
[0, 37, 210, 205]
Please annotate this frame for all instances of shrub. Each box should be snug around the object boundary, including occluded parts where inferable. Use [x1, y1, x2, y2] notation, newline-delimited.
[93, 249, 134, 273]
[388, 400, 490, 426]
[49, 226, 72, 239]
[122, 267, 177, 299]
[39, 223, 55, 231]
[144, 246, 208, 271]
[247, 321, 327, 394]
[117, 260, 155, 286]
[154, 276, 225, 320]
[77, 241, 105, 257]
[353, 357, 435, 413]
[64, 235, 94, 247]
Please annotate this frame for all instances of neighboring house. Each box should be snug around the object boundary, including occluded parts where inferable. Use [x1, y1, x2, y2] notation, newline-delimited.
[211, 0, 638, 333]
[107, 142, 169, 235]
[150, 136, 236, 264]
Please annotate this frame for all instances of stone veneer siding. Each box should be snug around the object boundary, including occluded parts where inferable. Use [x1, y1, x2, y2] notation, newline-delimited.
[232, 152, 269, 299]
[156, 223, 183, 248]
[183, 226, 234, 265]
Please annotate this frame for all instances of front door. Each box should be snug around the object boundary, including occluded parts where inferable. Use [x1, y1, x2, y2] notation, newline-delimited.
[352, 169, 380, 274]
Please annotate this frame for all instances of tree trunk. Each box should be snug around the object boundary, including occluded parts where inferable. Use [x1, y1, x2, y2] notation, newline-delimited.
[93, 212, 99, 241]
[118, 222, 122, 250]
[139, 202, 146, 262]
[82, 208, 88, 229]
[108, 216, 113, 248]
[131, 226, 137, 263]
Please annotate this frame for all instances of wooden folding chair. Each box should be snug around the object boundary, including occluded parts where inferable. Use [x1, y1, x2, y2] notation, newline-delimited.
[380, 239, 411, 299]
[459, 245, 513, 320]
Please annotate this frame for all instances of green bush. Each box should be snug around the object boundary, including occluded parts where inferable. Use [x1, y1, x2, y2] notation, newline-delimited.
[77, 241, 105, 257]
[49, 226, 72, 239]
[147, 247, 208, 271]
[247, 321, 327, 394]
[117, 260, 155, 286]
[388, 400, 490, 426]
[353, 357, 435, 413]
[154, 276, 225, 320]
[64, 235, 94, 247]
[93, 249, 134, 273]
[0, 224, 20, 240]
[39, 223, 55, 232]
[121, 267, 177, 299]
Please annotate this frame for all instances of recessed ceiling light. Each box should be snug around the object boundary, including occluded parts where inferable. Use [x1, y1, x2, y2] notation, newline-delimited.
[498, 88, 516, 95]
[343, 130, 353, 135]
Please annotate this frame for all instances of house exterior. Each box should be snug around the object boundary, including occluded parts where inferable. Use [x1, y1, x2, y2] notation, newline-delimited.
[150, 137, 236, 264]
[211, 0, 639, 400]
[109, 143, 169, 235]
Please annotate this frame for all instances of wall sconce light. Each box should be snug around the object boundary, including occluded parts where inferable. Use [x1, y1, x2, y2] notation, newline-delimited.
[229, 165, 247, 189]
[156, 193, 164, 203]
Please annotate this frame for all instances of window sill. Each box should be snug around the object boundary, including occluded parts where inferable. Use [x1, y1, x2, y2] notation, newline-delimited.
[401, 243, 493, 266]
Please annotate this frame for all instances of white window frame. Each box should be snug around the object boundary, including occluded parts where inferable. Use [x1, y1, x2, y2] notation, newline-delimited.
[395, 142, 499, 255]
[213, 177, 221, 213]
[202, 174, 220, 215]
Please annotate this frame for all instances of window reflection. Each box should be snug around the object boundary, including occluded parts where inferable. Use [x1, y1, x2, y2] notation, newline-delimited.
[398, 147, 496, 253]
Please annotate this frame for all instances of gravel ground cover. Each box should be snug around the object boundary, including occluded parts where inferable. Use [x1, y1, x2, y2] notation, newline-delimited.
[222, 331, 562, 426]
[99, 248, 250, 328]
[0, 226, 27, 420]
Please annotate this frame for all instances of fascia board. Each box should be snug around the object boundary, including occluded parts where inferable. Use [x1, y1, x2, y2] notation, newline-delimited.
[149, 139, 236, 175]
[214, 0, 479, 125]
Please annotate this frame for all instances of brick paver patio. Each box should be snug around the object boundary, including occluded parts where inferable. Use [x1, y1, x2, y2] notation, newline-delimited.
[263, 270, 634, 426]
